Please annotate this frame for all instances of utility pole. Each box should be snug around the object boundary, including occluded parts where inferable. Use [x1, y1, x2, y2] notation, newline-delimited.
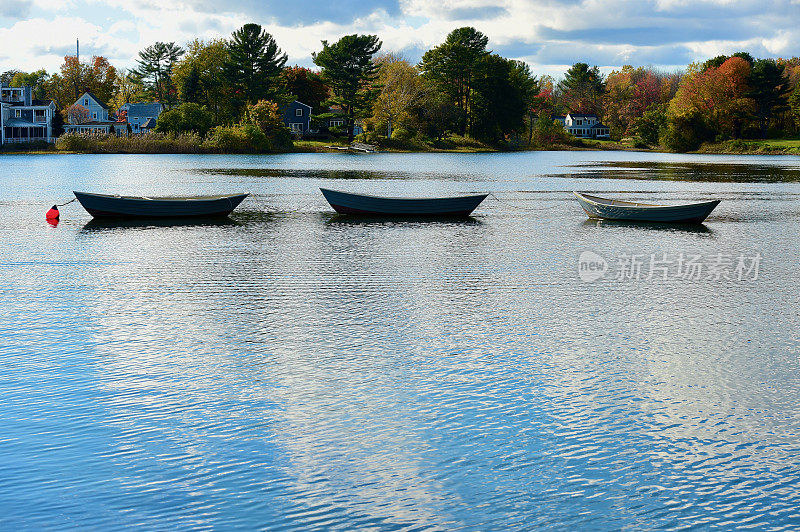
[75, 38, 80, 99]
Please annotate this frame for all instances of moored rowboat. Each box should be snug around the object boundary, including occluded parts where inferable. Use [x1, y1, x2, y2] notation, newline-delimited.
[573, 192, 720, 223]
[320, 188, 488, 217]
[73, 191, 249, 218]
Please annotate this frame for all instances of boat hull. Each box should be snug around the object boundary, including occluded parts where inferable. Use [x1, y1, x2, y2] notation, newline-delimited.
[320, 188, 487, 217]
[74, 191, 248, 218]
[573, 192, 720, 223]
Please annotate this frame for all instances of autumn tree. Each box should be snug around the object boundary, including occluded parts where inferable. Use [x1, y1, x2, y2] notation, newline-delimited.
[132, 42, 184, 107]
[372, 55, 425, 138]
[224, 24, 288, 114]
[419, 27, 490, 136]
[604, 66, 662, 138]
[110, 69, 146, 110]
[313, 34, 382, 143]
[66, 104, 92, 124]
[665, 56, 753, 150]
[45, 55, 117, 109]
[282, 66, 329, 112]
[173, 39, 232, 123]
[10, 70, 49, 100]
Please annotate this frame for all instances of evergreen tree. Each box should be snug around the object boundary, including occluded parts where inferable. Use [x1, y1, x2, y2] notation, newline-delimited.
[419, 27, 490, 136]
[223, 23, 288, 114]
[558, 63, 605, 115]
[313, 34, 382, 143]
[133, 42, 184, 107]
[180, 64, 202, 103]
[749, 59, 789, 137]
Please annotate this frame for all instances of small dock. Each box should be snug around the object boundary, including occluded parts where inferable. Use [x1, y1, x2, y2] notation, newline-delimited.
[324, 143, 378, 153]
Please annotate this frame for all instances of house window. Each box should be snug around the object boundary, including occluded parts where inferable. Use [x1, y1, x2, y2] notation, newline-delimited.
[83, 99, 89, 106]
[295, 109, 303, 116]
[576, 119, 582, 125]
[290, 123, 303, 132]
[14, 109, 21, 118]
[92, 112, 97, 120]
[330, 120, 344, 127]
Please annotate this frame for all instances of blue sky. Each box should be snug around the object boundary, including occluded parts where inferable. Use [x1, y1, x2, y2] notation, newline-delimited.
[0, 0, 798, 77]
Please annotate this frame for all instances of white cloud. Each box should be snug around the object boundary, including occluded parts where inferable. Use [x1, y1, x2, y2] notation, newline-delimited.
[1, 0, 799, 77]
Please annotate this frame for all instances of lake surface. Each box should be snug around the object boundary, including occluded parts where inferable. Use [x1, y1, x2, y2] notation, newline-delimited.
[2, 151, 800, 530]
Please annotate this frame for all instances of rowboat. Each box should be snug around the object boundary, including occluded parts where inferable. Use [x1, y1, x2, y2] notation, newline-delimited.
[320, 188, 488, 217]
[73, 191, 248, 218]
[573, 192, 720, 223]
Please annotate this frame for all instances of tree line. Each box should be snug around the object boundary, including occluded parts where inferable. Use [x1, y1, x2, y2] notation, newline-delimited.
[3, 25, 800, 152]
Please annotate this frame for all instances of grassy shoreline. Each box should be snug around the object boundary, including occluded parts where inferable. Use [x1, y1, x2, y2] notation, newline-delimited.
[4, 137, 800, 156]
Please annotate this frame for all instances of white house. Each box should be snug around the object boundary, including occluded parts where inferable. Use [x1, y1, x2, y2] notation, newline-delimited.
[0, 83, 57, 144]
[563, 112, 610, 139]
[63, 91, 120, 135]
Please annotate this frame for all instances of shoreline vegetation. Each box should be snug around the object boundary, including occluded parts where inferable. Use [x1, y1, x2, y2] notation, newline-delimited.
[4, 22, 800, 159]
[3, 136, 799, 156]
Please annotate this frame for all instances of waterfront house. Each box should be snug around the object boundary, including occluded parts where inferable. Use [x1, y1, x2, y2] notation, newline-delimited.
[281, 100, 312, 134]
[63, 91, 120, 135]
[564, 112, 610, 139]
[120, 102, 163, 134]
[0, 83, 57, 144]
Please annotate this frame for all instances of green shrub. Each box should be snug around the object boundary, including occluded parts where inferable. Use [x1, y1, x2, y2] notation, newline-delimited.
[391, 128, 413, 142]
[155, 103, 214, 137]
[203, 124, 270, 153]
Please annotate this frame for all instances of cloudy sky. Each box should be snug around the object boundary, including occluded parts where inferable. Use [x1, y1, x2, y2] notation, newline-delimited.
[1, 0, 798, 77]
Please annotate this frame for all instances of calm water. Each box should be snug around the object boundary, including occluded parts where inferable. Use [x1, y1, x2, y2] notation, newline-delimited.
[2, 151, 800, 530]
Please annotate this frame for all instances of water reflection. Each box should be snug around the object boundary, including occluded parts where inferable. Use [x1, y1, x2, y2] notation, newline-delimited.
[4, 151, 800, 530]
[580, 218, 714, 234]
[200, 168, 434, 180]
[560, 161, 800, 182]
[325, 214, 483, 226]
[81, 216, 239, 232]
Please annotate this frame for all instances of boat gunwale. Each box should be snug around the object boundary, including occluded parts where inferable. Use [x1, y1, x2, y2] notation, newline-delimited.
[74, 191, 249, 202]
[573, 191, 720, 210]
[320, 188, 488, 202]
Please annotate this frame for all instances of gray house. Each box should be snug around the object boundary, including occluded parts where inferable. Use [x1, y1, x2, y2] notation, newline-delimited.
[121, 102, 163, 134]
[281, 100, 311, 134]
[0, 83, 57, 144]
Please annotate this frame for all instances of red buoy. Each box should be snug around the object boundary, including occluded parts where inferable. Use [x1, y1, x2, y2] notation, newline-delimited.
[46, 205, 59, 221]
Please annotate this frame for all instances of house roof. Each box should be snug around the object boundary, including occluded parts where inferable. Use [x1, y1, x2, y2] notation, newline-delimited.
[126, 103, 162, 118]
[141, 118, 157, 128]
[5, 118, 37, 127]
[290, 100, 312, 109]
[590, 122, 609, 129]
[567, 112, 598, 119]
[81, 91, 110, 109]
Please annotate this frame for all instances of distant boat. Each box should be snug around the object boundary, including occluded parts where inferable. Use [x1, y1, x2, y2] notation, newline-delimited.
[73, 191, 248, 218]
[573, 192, 720, 223]
[320, 188, 488, 217]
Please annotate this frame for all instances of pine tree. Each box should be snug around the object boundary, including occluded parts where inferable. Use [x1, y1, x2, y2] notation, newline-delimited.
[180, 64, 202, 103]
[223, 23, 288, 114]
[313, 34, 382, 143]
